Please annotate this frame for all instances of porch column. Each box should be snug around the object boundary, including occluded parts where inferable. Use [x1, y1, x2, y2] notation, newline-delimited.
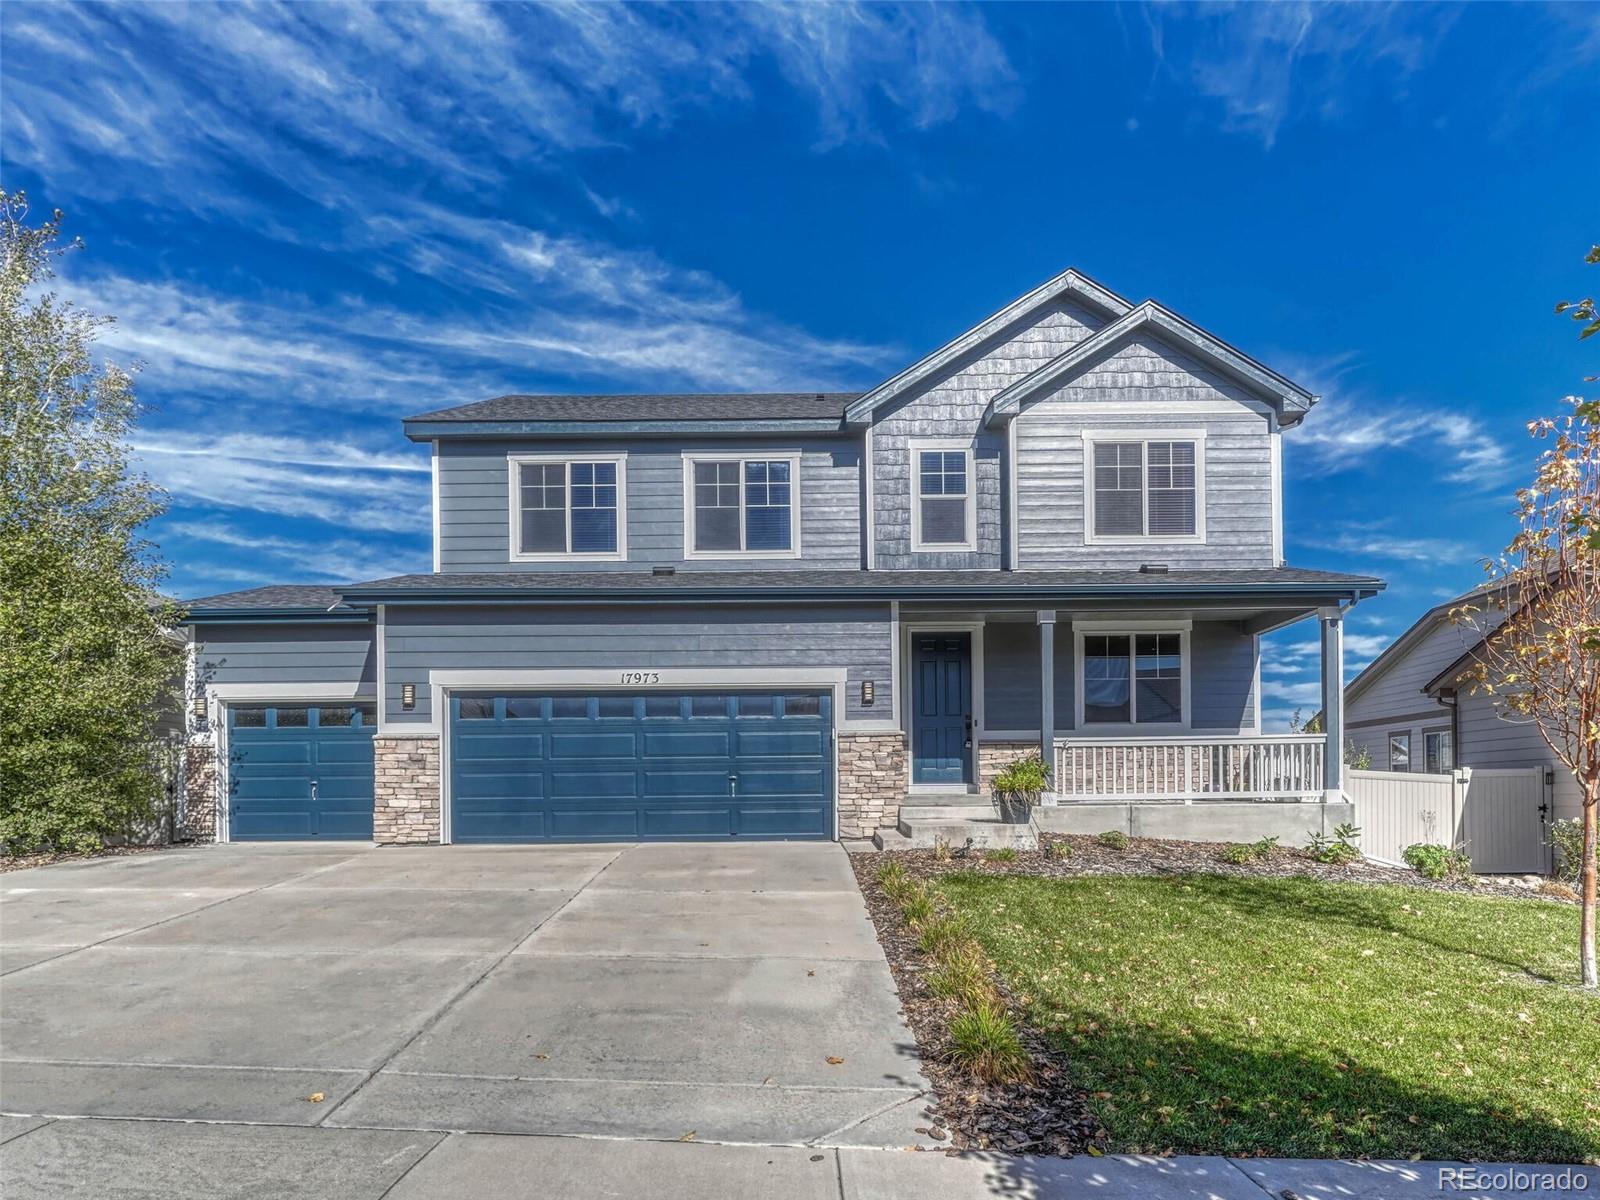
[1038, 610, 1056, 769]
[1320, 607, 1345, 801]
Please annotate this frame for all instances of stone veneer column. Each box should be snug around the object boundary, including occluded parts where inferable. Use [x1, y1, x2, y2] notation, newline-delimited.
[373, 735, 441, 845]
[836, 731, 907, 838]
[182, 741, 218, 843]
[978, 740, 1038, 795]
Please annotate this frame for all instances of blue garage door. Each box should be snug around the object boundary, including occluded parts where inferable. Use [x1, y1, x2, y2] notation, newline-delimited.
[450, 691, 833, 842]
[227, 704, 376, 840]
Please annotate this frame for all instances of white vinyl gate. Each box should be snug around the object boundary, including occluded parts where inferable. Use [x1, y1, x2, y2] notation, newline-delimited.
[1347, 766, 1551, 874]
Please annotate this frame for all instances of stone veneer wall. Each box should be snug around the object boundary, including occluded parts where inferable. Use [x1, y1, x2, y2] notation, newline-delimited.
[374, 736, 441, 845]
[978, 740, 1040, 795]
[182, 741, 217, 843]
[836, 731, 907, 838]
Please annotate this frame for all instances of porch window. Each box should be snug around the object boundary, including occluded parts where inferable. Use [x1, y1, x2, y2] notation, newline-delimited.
[687, 456, 798, 555]
[510, 455, 626, 559]
[1389, 732, 1411, 771]
[1081, 632, 1185, 726]
[911, 443, 975, 551]
[1086, 434, 1204, 542]
[1425, 730, 1453, 774]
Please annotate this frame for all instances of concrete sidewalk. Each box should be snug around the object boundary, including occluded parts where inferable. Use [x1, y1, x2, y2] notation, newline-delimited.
[1, 1121, 1595, 1199]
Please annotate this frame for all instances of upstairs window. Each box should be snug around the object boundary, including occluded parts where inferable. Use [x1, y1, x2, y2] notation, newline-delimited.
[686, 455, 798, 556]
[911, 443, 975, 551]
[509, 455, 626, 560]
[1086, 433, 1204, 542]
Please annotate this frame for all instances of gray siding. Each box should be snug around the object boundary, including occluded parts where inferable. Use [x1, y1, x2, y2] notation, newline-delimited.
[194, 622, 376, 689]
[981, 619, 1255, 734]
[1344, 618, 1467, 771]
[437, 437, 861, 573]
[1015, 335, 1277, 570]
[384, 602, 893, 726]
[872, 301, 1109, 570]
[1456, 692, 1582, 822]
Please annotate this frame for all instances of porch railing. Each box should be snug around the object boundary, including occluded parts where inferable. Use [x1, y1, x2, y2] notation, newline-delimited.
[1051, 735, 1325, 803]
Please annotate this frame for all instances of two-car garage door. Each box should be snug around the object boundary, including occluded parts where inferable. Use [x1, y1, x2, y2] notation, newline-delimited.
[449, 690, 834, 841]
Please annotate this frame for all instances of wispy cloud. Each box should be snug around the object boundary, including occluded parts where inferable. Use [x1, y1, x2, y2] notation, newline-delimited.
[165, 520, 426, 587]
[1295, 524, 1473, 566]
[1138, 3, 1441, 149]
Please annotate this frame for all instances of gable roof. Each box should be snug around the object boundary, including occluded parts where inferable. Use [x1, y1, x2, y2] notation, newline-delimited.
[403, 392, 861, 440]
[982, 301, 1317, 429]
[1344, 582, 1499, 705]
[841, 268, 1133, 428]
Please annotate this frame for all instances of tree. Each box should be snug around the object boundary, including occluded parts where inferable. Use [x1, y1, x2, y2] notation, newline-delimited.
[1452, 246, 1600, 988]
[0, 190, 180, 854]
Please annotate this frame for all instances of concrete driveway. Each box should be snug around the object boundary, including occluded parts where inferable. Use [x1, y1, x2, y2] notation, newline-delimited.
[1, 841, 936, 1198]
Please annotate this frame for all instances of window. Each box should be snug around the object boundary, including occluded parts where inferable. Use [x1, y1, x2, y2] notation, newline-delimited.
[685, 455, 798, 556]
[317, 706, 355, 727]
[1078, 629, 1188, 727]
[509, 455, 625, 559]
[1085, 433, 1204, 542]
[275, 707, 309, 728]
[1389, 732, 1412, 771]
[458, 698, 495, 720]
[1425, 730, 1453, 774]
[232, 707, 266, 728]
[910, 444, 975, 551]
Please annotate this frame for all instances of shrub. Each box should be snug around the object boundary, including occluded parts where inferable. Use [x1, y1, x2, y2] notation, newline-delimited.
[1403, 842, 1473, 881]
[1251, 835, 1280, 858]
[945, 1001, 1032, 1084]
[984, 847, 1019, 863]
[1218, 842, 1256, 865]
[1048, 840, 1074, 860]
[1096, 829, 1130, 850]
[1308, 822, 1362, 865]
[917, 913, 974, 958]
[991, 752, 1051, 797]
[926, 944, 999, 1007]
[1548, 818, 1597, 885]
[930, 837, 953, 863]
[899, 890, 935, 925]
[876, 860, 908, 890]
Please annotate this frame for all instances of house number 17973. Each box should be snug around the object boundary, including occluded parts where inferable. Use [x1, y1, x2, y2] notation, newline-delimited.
[620, 672, 661, 685]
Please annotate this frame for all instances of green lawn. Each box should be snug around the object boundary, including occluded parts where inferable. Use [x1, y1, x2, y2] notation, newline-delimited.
[934, 871, 1600, 1162]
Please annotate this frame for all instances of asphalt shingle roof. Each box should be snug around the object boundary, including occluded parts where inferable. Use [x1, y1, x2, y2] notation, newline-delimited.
[407, 392, 864, 424]
[183, 584, 352, 611]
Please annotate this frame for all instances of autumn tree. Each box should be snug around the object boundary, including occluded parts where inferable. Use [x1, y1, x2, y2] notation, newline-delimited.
[0, 190, 180, 853]
[1453, 246, 1600, 988]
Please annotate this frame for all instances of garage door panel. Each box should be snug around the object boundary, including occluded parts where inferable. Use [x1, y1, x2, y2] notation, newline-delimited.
[450, 690, 831, 842]
[239, 741, 315, 765]
[228, 706, 375, 841]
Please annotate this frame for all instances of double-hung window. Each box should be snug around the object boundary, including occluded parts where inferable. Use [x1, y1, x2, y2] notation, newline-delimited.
[509, 455, 626, 560]
[685, 454, 799, 556]
[910, 442, 975, 551]
[1084, 432, 1205, 542]
[1078, 629, 1187, 728]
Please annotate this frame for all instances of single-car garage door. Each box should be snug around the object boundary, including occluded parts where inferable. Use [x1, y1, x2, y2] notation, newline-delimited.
[227, 704, 376, 840]
[449, 691, 833, 842]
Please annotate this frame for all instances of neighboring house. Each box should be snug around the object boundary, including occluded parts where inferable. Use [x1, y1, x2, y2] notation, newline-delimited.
[179, 269, 1382, 846]
[1344, 589, 1580, 826]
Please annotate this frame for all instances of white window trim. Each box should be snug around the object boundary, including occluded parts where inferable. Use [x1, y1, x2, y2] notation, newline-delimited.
[1073, 624, 1192, 733]
[680, 450, 803, 560]
[908, 439, 977, 553]
[1388, 731, 1412, 772]
[1081, 429, 1207, 546]
[507, 453, 628, 562]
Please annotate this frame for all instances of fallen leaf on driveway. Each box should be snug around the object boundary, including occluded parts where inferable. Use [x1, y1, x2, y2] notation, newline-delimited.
[826, 1056, 844, 1065]
[306, 1093, 325, 1103]
[678, 1131, 697, 1142]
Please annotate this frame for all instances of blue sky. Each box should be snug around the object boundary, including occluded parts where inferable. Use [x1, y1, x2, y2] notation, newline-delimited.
[3, 1, 1597, 728]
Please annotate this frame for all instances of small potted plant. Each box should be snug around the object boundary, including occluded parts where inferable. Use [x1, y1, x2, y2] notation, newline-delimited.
[991, 752, 1050, 824]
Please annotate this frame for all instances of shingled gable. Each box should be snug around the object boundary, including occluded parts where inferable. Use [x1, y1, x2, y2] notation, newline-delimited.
[980, 300, 1319, 430]
[840, 268, 1134, 428]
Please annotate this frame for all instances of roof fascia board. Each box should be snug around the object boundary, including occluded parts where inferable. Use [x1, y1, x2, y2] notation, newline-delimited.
[842, 269, 1133, 427]
[984, 303, 1317, 429]
[183, 610, 372, 625]
[404, 418, 846, 442]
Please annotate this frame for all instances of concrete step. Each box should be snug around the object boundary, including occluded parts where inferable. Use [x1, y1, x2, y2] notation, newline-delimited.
[869, 827, 915, 850]
[895, 810, 1038, 850]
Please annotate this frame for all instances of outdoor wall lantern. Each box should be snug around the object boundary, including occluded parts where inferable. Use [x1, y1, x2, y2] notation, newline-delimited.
[191, 696, 207, 721]
[401, 683, 416, 711]
[861, 679, 874, 706]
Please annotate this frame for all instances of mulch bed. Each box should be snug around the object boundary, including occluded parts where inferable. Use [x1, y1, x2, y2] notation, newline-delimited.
[871, 832, 1574, 904]
[850, 832, 1574, 1158]
[0, 844, 170, 874]
[851, 854, 1106, 1157]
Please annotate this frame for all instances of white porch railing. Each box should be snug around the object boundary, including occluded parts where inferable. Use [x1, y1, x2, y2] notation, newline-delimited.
[1052, 735, 1325, 803]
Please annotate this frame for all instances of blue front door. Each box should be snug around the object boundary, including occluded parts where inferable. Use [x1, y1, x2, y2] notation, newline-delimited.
[912, 634, 971, 785]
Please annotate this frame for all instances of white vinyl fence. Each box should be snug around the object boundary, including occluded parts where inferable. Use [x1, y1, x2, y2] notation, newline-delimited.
[1346, 766, 1550, 874]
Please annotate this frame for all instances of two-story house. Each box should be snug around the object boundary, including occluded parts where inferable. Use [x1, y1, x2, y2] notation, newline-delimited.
[180, 269, 1383, 847]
